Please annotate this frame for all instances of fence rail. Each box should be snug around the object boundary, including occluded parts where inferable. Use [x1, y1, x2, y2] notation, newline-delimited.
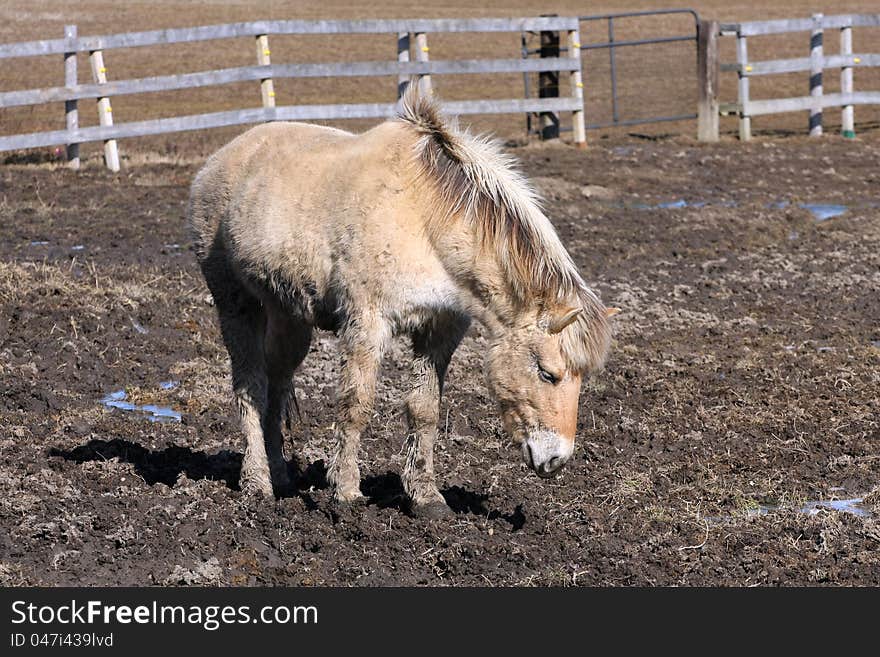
[0, 17, 586, 169]
[698, 12, 880, 140]
[0, 17, 579, 59]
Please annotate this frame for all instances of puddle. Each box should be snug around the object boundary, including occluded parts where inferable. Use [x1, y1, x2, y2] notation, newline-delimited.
[100, 389, 182, 423]
[655, 199, 689, 209]
[28, 241, 88, 250]
[626, 198, 873, 221]
[631, 198, 738, 211]
[628, 198, 738, 210]
[707, 495, 872, 525]
[799, 498, 870, 517]
[800, 203, 848, 222]
[771, 200, 860, 221]
[130, 318, 149, 335]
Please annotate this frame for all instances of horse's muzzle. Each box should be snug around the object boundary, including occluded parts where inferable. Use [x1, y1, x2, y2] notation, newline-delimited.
[521, 430, 574, 478]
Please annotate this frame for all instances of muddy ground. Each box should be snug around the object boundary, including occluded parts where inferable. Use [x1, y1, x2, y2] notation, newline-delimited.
[0, 128, 879, 586]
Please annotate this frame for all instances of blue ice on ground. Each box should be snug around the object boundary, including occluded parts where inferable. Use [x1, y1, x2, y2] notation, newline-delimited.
[799, 203, 849, 222]
[29, 240, 49, 246]
[767, 200, 849, 221]
[159, 380, 179, 390]
[799, 498, 871, 518]
[629, 198, 867, 220]
[707, 495, 872, 525]
[656, 199, 689, 209]
[130, 319, 149, 335]
[632, 199, 735, 210]
[100, 389, 182, 423]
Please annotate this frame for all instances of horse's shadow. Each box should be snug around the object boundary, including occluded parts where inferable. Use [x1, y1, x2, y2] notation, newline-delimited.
[49, 439, 524, 527]
[49, 438, 244, 489]
[362, 474, 525, 529]
[49, 438, 325, 496]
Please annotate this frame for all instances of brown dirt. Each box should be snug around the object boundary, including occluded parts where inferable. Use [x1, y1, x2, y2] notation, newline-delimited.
[1, 127, 878, 586]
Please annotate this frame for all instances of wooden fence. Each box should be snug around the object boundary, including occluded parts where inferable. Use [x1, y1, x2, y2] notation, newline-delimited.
[697, 13, 880, 141]
[0, 17, 586, 170]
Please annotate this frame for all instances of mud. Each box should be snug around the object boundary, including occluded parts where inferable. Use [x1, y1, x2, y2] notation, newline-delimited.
[1, 131, 879, 585]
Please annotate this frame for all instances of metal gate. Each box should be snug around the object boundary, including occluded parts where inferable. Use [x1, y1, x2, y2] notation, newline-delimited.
[522, 8, 700, 137]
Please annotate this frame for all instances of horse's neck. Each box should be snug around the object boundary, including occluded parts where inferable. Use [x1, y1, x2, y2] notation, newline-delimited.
[428, 217, 518, 334]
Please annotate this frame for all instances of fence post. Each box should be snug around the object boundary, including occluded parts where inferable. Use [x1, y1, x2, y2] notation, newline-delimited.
[736, 31, 751, 141]
[697, 20, 720, 142]
[840, 23, 855, 138]
[538, 26, 560, 140]
[414, 32, 432, 95]
[88, 49, 120, 171]
[63, 25, 79, 169]
[255, 34, 275, 111]
[397, 32, 410, 98]
[567, 28, 586, 148]
[521, 32, 533, 136]
[809, 13, 824, 137]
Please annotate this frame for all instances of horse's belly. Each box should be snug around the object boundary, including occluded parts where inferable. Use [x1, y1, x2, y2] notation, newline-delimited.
[390, 274, 464, 331]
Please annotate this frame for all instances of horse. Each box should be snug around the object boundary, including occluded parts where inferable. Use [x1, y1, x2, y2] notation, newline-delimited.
[187, 85, 614, 517]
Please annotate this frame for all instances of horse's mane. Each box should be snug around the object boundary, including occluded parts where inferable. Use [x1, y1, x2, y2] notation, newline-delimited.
[396, 84, 611, 373]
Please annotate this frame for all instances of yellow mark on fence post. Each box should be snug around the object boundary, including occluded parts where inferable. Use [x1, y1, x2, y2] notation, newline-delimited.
[256, 34, 276, 110]
[88, 49, 120, 172]
[415, 32, 432, 95]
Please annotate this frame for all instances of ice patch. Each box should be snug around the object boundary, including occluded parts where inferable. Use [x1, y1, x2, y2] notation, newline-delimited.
[100, 389, 181, 423]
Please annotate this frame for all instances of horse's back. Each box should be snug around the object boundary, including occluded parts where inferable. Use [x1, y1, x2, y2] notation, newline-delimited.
[187, 118, 431, 327]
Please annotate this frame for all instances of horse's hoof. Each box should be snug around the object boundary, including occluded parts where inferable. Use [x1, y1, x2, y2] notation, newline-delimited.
[411, 500, 453, 519]
[240, 482, 275, 501]
[333, 491, 367, 506]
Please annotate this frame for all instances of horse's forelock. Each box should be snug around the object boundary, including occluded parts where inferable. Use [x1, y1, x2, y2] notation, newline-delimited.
[559, 290, 613, 374]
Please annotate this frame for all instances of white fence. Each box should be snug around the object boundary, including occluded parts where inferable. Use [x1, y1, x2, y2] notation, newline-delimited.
[697, 13, 880, 141]
[0, 17, 587, 170]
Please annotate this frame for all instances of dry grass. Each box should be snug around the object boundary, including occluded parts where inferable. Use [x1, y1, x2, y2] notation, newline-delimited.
[1, 0, 879, 159]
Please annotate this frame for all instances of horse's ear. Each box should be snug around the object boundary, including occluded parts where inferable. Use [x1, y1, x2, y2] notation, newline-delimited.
[548, 306, 582, 334]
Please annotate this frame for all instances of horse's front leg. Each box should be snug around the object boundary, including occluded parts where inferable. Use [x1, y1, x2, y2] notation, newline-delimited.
[403, 316, 469, 518]
[327, 317, 387, 503]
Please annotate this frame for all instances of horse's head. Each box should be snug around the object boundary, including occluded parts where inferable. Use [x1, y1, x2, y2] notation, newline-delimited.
[486, 302, 614, 478]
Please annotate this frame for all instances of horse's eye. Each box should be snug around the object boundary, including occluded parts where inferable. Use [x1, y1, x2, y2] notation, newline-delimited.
[537, 367, 558, 385]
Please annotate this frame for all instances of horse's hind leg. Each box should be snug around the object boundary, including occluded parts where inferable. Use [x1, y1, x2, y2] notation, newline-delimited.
[263, 305, 312, 494]
[213, 293, 273, 498]
[403, 314, 470, 518]
[201, 246, 273, 497]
